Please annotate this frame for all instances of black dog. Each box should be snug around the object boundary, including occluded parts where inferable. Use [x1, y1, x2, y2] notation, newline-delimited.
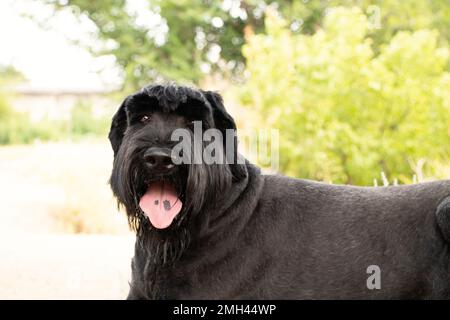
[109, 84, 450, 299]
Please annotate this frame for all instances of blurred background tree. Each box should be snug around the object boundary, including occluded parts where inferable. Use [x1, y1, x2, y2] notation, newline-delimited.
[0, 65, 32, 144]
[41, 0, 449, 90]
[239, 7, 449, 185]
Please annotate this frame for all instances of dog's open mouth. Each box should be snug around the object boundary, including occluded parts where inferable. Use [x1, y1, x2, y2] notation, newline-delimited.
[139, 181, 183, 229]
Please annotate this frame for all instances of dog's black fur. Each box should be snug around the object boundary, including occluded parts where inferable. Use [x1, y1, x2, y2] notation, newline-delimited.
[109, 84, 450, 299]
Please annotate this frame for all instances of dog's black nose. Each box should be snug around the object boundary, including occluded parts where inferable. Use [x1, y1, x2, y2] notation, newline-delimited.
[143, 148, 175, 172]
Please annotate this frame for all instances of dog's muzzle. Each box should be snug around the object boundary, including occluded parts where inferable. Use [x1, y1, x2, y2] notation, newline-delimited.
[139, 147, 183, 229]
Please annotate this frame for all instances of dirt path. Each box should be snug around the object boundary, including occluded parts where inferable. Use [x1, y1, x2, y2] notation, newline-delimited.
[0, 234, 134, 299]
[0, 142, 134, 299]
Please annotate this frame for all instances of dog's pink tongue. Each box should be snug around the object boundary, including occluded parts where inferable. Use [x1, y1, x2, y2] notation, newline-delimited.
[139, 182, 182, 229]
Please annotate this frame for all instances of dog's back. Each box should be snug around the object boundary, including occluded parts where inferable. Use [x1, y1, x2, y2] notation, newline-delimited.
[249, 174, 450, 298]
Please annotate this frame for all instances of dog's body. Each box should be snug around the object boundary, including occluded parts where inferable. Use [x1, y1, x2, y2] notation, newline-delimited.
[109, 84, 450, 299]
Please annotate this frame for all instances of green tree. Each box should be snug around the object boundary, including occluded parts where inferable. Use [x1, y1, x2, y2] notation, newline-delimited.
[239, 7, 450, 185]
[40, 0, 449, 89]
[0, 65, 31, 144]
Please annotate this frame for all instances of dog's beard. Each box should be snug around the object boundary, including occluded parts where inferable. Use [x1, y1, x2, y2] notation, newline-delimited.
[110, 136, 233, 265]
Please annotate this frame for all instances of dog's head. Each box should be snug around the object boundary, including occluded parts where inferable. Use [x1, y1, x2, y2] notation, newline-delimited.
[109, 84, 246, 240]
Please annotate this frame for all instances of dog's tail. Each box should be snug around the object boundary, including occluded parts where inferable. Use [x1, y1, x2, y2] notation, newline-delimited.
[436, 196, 450, 242]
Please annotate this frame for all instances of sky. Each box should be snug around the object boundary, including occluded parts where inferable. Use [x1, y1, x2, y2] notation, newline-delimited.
[0, 0, 121, 91]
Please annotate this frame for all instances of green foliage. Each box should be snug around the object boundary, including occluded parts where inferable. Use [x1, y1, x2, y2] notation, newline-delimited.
[41, 0, 449, 89]
[0, 69, 35, 144]
[0, 97, 21, 144]
[239, 7, 450, 185]
[70, 102, 110, 136]
[0, 65, 25, 83]
[0, 100, 110, 145]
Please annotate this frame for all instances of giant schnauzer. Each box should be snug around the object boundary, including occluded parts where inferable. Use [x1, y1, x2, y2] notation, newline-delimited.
[109, 84, 450, 299]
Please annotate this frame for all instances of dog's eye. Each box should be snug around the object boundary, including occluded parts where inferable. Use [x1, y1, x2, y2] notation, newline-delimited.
[140, 115, 151, 124]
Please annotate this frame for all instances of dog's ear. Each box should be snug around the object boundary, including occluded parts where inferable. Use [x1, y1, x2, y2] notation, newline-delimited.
[108, 97, 129, 156]
[202, 90, 247, 181]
